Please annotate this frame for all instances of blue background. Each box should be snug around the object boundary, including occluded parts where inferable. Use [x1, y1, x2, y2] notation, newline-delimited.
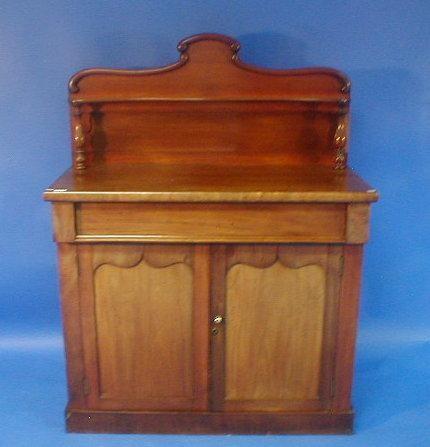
[1, 1, 429, 445]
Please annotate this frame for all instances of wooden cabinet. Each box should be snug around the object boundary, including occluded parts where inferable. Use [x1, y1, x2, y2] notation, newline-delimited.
[45, 34, 378, 434]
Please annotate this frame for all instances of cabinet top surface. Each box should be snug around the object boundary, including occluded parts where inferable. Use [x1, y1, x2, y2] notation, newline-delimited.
[44, 163, 377, 203]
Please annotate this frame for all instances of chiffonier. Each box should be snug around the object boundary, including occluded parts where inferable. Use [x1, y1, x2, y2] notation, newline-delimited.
[44, 33, 378, 434]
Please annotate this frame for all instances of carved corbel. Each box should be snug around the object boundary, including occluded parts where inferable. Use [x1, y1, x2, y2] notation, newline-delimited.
[71, 105, 93, 171]
[72, 105, 86, 171]
[333, 113, 348, 170]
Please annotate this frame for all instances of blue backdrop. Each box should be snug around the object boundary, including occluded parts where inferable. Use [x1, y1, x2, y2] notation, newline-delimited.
[1, 1, 429, 446]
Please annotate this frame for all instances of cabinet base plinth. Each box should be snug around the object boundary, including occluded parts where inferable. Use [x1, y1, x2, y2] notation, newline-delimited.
[66, 408, 354, 434]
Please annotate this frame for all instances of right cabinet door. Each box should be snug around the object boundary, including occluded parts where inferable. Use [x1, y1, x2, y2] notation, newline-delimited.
[211, 244, 343, 412]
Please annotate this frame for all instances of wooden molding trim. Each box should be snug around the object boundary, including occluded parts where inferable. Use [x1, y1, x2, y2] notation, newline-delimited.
[44, 189, 379, 204]
[177, 33, 240, 52]
[66, 408, 353, 434]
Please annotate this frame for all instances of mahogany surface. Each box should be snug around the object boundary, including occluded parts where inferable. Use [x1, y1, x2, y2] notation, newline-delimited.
[45, 33, 377, 434]
[45, 164, 377, 203]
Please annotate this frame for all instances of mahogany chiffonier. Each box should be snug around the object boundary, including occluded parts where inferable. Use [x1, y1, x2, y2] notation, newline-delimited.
[44, 33, 378, 434]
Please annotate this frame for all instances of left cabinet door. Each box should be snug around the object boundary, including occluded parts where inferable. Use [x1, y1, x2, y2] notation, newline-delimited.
[75, 244, 210, 411]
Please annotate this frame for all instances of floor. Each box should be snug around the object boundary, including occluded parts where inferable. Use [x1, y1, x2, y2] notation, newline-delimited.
[1, 326, 429, 447]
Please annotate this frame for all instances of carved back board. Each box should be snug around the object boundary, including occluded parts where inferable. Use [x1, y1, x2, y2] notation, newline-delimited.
[69, 33, 350, 171]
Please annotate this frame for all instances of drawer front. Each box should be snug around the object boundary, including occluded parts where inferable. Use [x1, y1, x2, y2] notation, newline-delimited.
[75, 203, 346, 243]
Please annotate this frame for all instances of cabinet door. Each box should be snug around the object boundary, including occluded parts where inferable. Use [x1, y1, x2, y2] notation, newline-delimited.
[77, 244, 210, 411]
[211, 244, 342, 412]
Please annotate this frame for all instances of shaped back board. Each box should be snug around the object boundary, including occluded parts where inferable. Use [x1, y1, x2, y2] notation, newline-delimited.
[69, 33, 350, 170]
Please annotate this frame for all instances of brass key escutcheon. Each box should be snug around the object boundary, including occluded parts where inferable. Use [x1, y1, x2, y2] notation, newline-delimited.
[213, 315, 224, 325]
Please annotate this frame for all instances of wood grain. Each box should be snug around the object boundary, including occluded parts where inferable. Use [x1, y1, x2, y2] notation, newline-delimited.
[192, 245, 211, 410]
[211, 244, 342, 412]
[66, 408, 354, 434]
[44, 164, 378, 203]
[346, 203, 371, 243]
[75, 102, 339, 168]
[225, 262, 325, 403]
[95, 260, 193, 401]
[57, 244, 86, 407]
[332, 245, 363, 411]
[209, 245, 227, 411]
[76, 202, 346, 243]
[52, 203, 75, 242]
